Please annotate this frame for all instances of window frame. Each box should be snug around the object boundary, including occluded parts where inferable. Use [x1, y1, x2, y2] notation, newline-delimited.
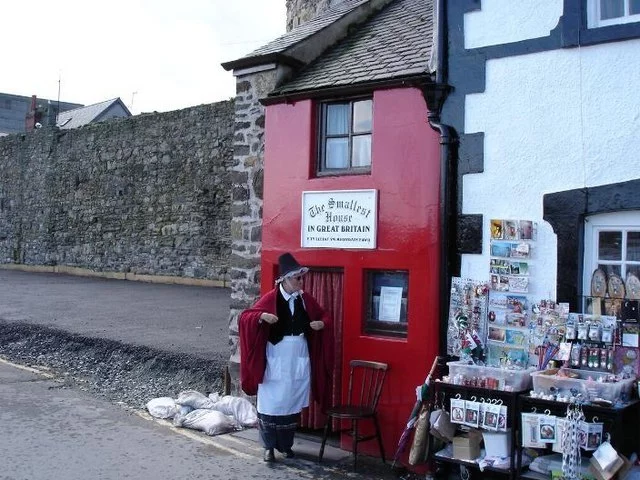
[317, 97, 373, 176]
[587, 0, 640, 28]
[583, 210, 640, 296]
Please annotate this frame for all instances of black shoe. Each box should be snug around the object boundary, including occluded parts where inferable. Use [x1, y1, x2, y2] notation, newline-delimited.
[263, 449, 275, 462]
[284, 449, 295, 459]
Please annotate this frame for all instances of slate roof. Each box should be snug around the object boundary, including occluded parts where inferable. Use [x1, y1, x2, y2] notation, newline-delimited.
[56, 98, 130, 130]
[222, 0, 372, 70]
[272, 0, 434, 96]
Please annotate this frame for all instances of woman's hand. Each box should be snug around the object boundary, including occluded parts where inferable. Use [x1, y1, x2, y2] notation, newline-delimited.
[260, 313, 279, 324]
[309, 320, 324, 331]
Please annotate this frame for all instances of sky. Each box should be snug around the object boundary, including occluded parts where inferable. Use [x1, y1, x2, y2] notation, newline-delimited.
[1, 0, 286, 114]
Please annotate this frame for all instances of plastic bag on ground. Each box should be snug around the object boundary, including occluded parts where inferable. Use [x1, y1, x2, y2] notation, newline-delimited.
[175, 390, 216, 409]
[211, 395, 258, 427]
[173, 409, 239, 436]
[146, 397, 180, 419]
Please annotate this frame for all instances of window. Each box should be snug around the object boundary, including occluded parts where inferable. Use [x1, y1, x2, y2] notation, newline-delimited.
[364, 270, 408, 337]
[583, 211, 640, 298]
[587, 0, 640, 28]
[318, 98, 372, 174]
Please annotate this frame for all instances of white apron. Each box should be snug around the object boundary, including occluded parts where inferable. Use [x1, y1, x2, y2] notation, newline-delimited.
[257, 335, 311, 416]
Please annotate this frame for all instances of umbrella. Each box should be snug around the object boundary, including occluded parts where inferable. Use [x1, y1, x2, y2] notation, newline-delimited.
[392, 356, 442, 467]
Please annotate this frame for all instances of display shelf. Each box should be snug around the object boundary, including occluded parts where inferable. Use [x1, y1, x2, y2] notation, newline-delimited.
[516, 396, 640, 478]
[519, 470, 548, 480]
[431, 381, 523, 480]
[433, 451, 512, 475]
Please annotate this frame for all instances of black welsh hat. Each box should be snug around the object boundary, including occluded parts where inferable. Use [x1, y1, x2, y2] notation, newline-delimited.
[277, 253, 309, 282]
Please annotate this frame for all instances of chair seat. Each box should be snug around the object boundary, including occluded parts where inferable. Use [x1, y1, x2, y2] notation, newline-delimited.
[327, 405, 375, 419]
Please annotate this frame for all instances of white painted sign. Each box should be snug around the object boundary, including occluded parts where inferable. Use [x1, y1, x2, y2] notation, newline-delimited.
[301, 189, 377, 249]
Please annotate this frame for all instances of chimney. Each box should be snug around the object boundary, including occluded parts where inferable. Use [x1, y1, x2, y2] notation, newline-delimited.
[25, 95, 37, 132]
[286, 0, 345, 31]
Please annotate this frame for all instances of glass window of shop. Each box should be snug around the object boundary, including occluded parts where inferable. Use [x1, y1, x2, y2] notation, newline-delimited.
[583, 211, 640, 295]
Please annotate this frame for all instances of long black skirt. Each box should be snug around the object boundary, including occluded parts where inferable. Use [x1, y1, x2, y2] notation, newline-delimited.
[258, 412, 299, 451]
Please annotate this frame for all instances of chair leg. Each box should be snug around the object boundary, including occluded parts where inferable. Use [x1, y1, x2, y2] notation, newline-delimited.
[352, 419, 358, 472]
[318, 417, 331, 463]
[373, 414, 386, 464]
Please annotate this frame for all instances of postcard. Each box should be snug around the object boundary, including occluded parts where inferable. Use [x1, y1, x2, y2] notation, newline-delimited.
[505, 329, 527, 346]
[489, 293, 508, 309]
[486, 344, 528, 367]
[490, 241, 512, 258]
[488, 326, 506, 342]
[506, 295, 528, 312]
[490, 258, 510, 274]
[509, 276, 529, 293]
[490, 219, 504, 239]
[506, 313, 527, 327]
[510, 262, 529, 276]
[510, 242, 531, 259]
[504, 220, 519, 240]
[520, 220, 534, 240]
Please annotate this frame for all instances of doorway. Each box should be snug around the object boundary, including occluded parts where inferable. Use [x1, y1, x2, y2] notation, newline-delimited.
[299, 268, 344, 432]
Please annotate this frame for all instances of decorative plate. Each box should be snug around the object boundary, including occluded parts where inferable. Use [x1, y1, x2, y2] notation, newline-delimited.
[626, 274, 640, 300]
[590, 269, 607, 297]
[607, 273, 626, 299]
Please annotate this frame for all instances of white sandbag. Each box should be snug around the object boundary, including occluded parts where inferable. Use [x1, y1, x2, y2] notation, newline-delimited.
[208, 392, 221, 403]
[173, 409, 238, 436]
[175, 390, 216, 409]
[212, 395, 258, 427]
[146, 397, 180, 419]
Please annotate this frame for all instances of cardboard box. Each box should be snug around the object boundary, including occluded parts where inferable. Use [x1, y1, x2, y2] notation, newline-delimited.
[482, 429, 511, 458]
[589, 455, 624, 480]
[452, 430, 482, 461]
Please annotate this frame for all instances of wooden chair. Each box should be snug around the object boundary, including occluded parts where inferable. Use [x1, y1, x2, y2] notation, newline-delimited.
[318, 360, 388, 471]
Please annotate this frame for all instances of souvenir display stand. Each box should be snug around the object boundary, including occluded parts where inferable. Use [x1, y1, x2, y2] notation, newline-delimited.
[431, 220, 640, 479]
[430, 380, 524, 480]
[516, 395, 640, 479]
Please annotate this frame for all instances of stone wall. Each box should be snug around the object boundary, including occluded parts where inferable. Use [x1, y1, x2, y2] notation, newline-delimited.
[286, 0, 344, 31]
[0, 101, 234, 283]
[227, 70, 280, 388]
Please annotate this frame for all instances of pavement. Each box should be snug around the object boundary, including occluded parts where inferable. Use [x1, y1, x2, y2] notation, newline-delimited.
[0, 269, 415, 479]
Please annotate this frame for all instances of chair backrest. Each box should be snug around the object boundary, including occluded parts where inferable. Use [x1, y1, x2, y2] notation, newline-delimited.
[345, 360, 388, 411]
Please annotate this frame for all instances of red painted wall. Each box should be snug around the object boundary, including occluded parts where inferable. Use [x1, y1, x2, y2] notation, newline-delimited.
[261, 87, 441, 459]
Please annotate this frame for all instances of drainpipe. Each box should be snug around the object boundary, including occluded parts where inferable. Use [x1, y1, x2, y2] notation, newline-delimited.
[422, 0, 457, 360]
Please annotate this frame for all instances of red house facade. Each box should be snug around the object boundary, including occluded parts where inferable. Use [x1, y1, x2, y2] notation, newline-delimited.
[223, 0, 447, 461]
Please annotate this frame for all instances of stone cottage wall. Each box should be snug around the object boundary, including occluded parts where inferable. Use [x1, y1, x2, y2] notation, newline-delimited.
[227, 71, 278, 386]
[0, 101, 234, 284]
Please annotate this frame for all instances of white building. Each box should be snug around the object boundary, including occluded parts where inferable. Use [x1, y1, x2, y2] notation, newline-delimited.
[443, 0, 640, 310]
